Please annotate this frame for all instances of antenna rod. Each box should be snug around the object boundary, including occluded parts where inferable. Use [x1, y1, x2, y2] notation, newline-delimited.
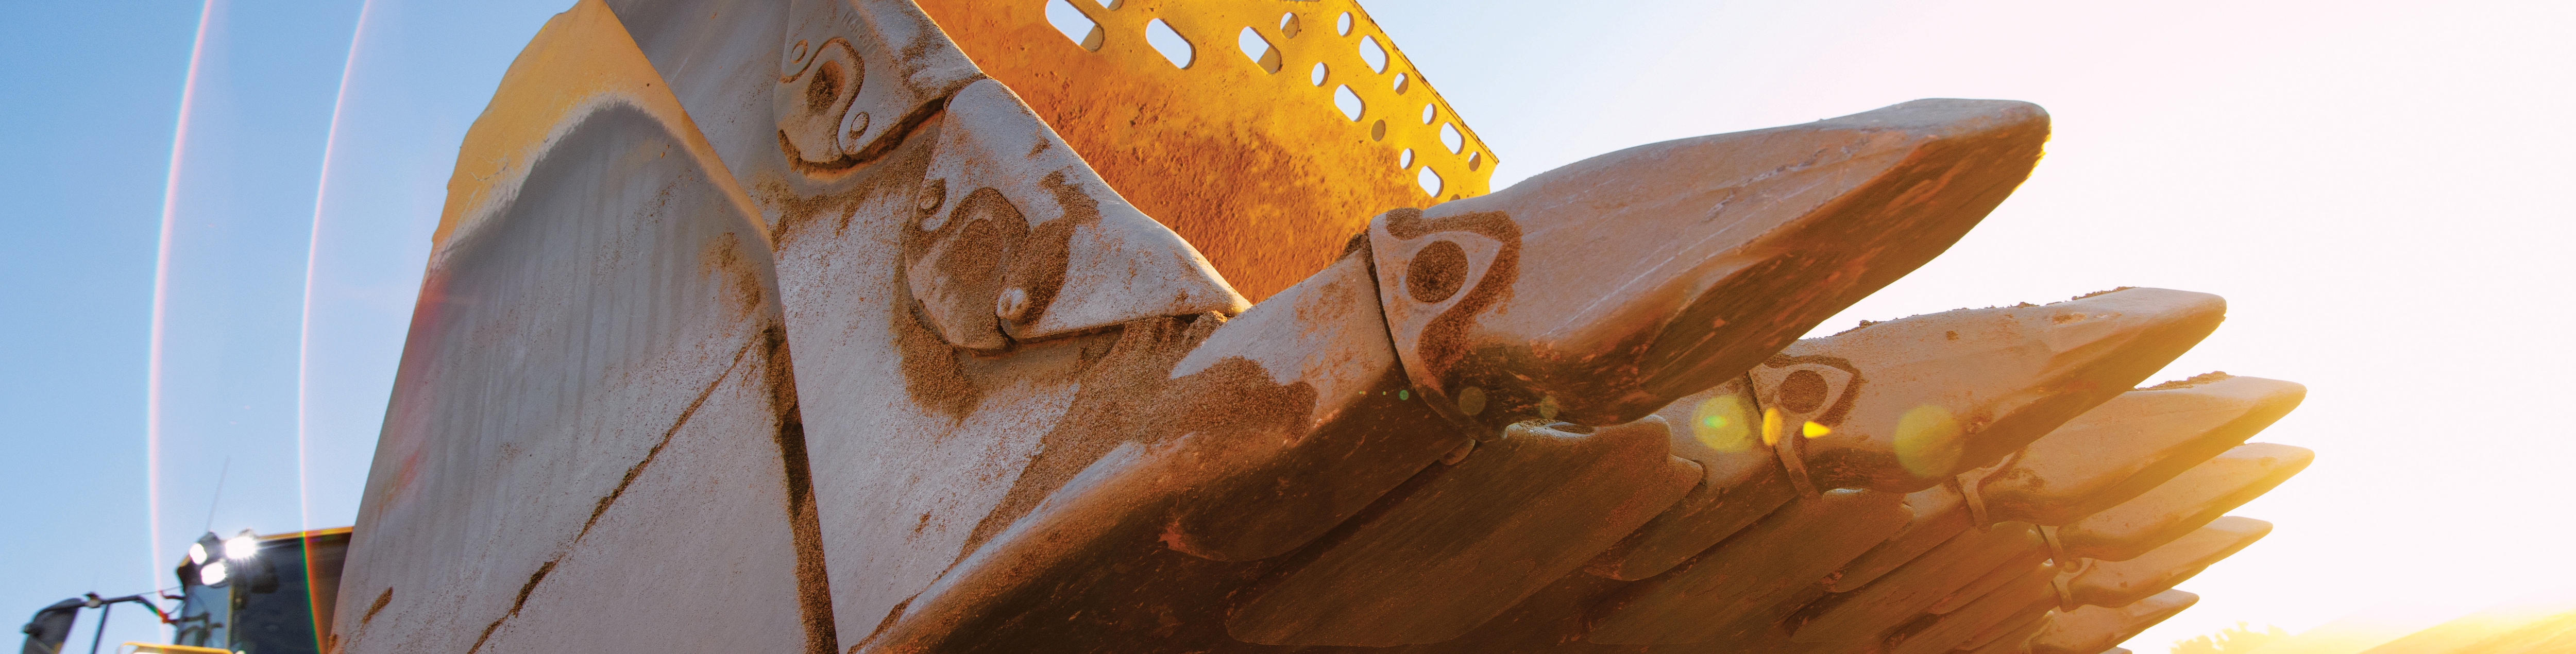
[202, 456, 231, 533]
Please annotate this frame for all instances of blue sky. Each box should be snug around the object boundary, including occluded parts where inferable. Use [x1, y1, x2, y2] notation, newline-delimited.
[3, 0, 554, 646]
[3, 0, 2571, 651]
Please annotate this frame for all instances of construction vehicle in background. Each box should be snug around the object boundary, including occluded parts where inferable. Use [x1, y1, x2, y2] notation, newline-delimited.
[17, 529, 347, 654]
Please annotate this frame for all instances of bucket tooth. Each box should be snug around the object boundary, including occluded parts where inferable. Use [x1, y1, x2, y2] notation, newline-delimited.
[1962, 610, 2057, 654]
[2063, 516, 2270, 609]
[2058, 443, 2312, 561]
[1587, 489, 1911, 645]
[1776, 287, 2227, 493]
[1588, 377, 1804, 581]
[1367, 99, 2050, 437]
[1928, 547, 2056, 615]
[1149, 250, 1464, 562]
[1787, 523, 2047, 644]
[1224, 417, 1702, 646]
[1828, 485, 1975, 592]
[2027, 590, 2200, 654]
[1591, 287, 2223, 581]
[1885, 564, 2064, 654]
[1977, 375, 2304, 526]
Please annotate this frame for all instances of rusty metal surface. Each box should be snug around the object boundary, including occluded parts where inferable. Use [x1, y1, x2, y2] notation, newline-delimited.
[912, 0, 1498, 302]
[334, 3, 2327, 653]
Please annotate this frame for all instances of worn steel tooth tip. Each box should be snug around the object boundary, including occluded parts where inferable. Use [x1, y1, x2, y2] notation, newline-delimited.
[1981, 375, 2305, 526]
[1368, 99, 2050, 434]
[1593, 287, 2224, 582]
[2064, 516, 2270, 608]
[2027, 590, 2199, 654]
[1785, 287, 2229, 493]
[2060, 443, 2312, 561]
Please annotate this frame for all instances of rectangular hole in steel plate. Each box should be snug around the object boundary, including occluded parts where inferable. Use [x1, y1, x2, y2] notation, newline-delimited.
[1044, 0, 1103, 51]
[1145, 18, 1195, 68]
[1332, 84, 1364, 121]
[1238, 27, 1281, 73]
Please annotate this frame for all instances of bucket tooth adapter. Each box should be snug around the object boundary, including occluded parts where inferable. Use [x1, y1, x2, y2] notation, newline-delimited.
[329, 2, 2315, 653]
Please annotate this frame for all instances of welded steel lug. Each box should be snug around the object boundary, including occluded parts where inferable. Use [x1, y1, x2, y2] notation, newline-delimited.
[902, 79, 1247, 350]
[1976, 374, 2304, 526]
[747, 57, 1255, 646]
[1367, 99, 2050, 436]
[772, 0, 981, 166]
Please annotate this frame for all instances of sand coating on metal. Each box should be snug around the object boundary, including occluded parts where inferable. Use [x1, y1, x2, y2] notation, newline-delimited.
[429, 0, 756, 252]
[334, 2, 2324, 652]
[913, 0, 1498, 302]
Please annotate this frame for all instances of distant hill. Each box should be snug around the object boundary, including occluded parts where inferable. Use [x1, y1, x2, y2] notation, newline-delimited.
[2355, 605, 2576, 654]
[2220, 601, 2576, 654]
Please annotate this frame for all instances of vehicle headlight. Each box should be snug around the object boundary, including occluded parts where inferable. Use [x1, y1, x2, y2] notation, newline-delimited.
[187, 542, 209, 565]
[199, 559, 229, 586]
[223, 533, 257, 560]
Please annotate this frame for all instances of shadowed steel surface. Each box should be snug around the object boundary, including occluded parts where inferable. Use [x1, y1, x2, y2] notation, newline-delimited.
[333, 3, 824, 653]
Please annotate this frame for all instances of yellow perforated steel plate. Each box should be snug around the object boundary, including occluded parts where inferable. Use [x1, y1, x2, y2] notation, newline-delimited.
[915, 0, 1498, 301]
